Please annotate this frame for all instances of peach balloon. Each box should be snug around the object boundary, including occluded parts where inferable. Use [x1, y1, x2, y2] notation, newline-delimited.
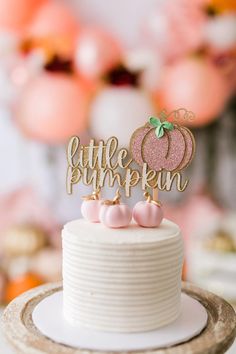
[15, 73, 88, 143]
[99, 204, 132, 229]
[160, 58, 228, 127]
[0, 0, 45, 31]
[75, 28, 122, 80]
[28, 1, 78, 56]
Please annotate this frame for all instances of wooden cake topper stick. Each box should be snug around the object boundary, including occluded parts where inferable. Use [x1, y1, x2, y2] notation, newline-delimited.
[153, 187, 159, 203]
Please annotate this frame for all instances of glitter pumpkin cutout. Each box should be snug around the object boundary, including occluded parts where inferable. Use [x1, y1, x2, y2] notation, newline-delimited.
[130, 113, 195, 173]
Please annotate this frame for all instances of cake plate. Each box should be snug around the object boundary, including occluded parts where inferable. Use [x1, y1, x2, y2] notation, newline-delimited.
[2, 282, 236, 354]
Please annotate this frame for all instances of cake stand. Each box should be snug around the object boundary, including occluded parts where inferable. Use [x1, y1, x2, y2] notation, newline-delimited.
[2, 282, 236, 354]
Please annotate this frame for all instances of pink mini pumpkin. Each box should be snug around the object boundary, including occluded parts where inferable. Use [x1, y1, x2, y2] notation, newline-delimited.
[99, 190, 132, 229]
[81, 189, 102, 223]
[133, 192, 163, 228]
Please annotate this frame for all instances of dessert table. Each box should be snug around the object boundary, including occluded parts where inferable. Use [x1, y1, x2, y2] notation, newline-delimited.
[1, 282, 236, 354]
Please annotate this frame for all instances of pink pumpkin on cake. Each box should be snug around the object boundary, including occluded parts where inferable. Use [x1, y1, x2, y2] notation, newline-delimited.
[99, 190, 132, 228]
[81, 189, 102, 223]
[133, 192, 163, 228]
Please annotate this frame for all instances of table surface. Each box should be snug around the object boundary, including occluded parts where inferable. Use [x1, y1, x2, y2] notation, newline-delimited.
[0, 285, 236, 354]
[1, 314, 236, 354]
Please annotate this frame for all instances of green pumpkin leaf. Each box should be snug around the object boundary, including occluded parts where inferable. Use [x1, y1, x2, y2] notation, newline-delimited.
[155, 126, 164, 138]
[162, 121, 174, 130]
[149, 117, 161, 128]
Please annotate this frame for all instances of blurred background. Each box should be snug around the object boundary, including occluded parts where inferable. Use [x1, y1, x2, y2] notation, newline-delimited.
[0, 0, 235, 316]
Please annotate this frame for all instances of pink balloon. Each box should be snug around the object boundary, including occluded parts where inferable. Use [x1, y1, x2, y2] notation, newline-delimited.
[75, 28, 122, 80]
[15, 72, 88, 144]
[0, 0, 46, 31]
[144, 0, 207, 60]
[159, 58, 228, 127]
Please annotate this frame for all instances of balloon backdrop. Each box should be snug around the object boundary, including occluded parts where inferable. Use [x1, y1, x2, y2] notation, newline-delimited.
[144, 0, 207, 60]
[90, 87, 154, 147]
[205, 14, 236, 51]
[75, 28, 122, 81]
[0, 0, 46, 32]
[159, 58, 228, 127]
[15, 72, 88, 144]
[27, 1, 78, 57]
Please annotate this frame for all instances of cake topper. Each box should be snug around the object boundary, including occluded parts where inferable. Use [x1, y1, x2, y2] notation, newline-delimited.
[66, 108, 196, 202]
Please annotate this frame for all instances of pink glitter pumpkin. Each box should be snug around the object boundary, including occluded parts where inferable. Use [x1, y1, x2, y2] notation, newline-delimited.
[81, 189, 102, 223]
[99, 190, 132, 229]
[130, 117, 195, 172]
[133, 192, 163, 228]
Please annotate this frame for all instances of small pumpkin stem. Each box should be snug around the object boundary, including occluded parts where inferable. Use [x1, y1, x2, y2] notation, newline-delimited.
[92, 187, 100, 200]
[102, 189, 121, 206]
[82, 187, 100, 201]
[113, 189, 121, 205]
[144, 191, 152, 203]
[144, 191, 162, 207]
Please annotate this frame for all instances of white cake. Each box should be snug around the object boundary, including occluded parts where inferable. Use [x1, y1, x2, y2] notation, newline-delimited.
[62, 218, 184, 333]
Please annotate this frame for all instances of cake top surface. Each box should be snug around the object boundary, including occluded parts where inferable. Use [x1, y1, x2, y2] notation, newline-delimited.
[63, 218, 180, 245]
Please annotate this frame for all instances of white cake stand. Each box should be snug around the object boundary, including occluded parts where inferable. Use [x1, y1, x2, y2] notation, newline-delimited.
[2, 282, 236, 354]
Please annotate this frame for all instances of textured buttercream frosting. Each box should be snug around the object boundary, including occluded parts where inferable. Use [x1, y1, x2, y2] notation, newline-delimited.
[62, 218, 183, 333]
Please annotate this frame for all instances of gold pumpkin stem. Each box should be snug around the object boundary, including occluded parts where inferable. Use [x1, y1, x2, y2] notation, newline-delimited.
[91, 188, 100, 200]
[82, 187, 100, 201]
[102, 189, 121, 206]
[113, 189, 121, 205]
[144, 191, 152, 203]
[144, 191, 162, 207]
